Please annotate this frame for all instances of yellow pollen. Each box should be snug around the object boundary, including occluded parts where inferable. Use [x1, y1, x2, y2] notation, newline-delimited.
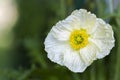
[70, 29, 89, 50]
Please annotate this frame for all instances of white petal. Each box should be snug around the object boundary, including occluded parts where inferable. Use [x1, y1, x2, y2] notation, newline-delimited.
[90, 39, 114, 59]
[90, 19, 115, 59]
[65, 15, 82, 30]
[44, 33, 65, 65]
[51, 20, 72, 41]
[80, 42, 99, 66]
[63, 46, 87, 73]
[71, 9, 97, 33]
[91, 18, 115, 40]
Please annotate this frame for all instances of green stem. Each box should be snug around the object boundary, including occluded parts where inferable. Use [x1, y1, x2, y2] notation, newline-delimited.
[60, 0, 66, 18]
[114, 22, 120, 80]
[72, 73, 80, 80]
[96, 60, 106, 80]
[90, 63, 96, 80]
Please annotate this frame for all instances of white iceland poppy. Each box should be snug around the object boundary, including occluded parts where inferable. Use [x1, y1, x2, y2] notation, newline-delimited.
[44, 9, 115, 73]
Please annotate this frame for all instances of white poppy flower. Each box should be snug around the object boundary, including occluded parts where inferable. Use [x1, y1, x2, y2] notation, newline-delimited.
[44, 9, 115, 73]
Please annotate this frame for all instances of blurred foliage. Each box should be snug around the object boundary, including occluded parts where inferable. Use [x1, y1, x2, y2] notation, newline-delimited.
[0, 0, 120, 80]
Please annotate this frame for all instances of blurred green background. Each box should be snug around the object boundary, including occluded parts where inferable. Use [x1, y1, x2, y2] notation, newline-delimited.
[0, 0, 120, 80]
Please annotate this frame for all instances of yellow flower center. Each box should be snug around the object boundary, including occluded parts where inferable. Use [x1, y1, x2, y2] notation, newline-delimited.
[70, 29, 89, 50]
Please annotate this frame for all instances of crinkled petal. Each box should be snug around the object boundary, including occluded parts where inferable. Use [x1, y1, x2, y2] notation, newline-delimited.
[71, 9, 97, 34]
[44, 33, 65, 65]
[63, 46, 87, 72]
[90, 19, 115, 59]
[79, 42, 99, 66]
[51, 20, 72, 41]
[65, 15, 83, 30]
[90, 39, 114, 59]
[91, 18, 115, 40]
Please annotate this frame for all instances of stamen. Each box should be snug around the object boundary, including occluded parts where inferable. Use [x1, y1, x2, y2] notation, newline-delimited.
[70, 29, 89, 50]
